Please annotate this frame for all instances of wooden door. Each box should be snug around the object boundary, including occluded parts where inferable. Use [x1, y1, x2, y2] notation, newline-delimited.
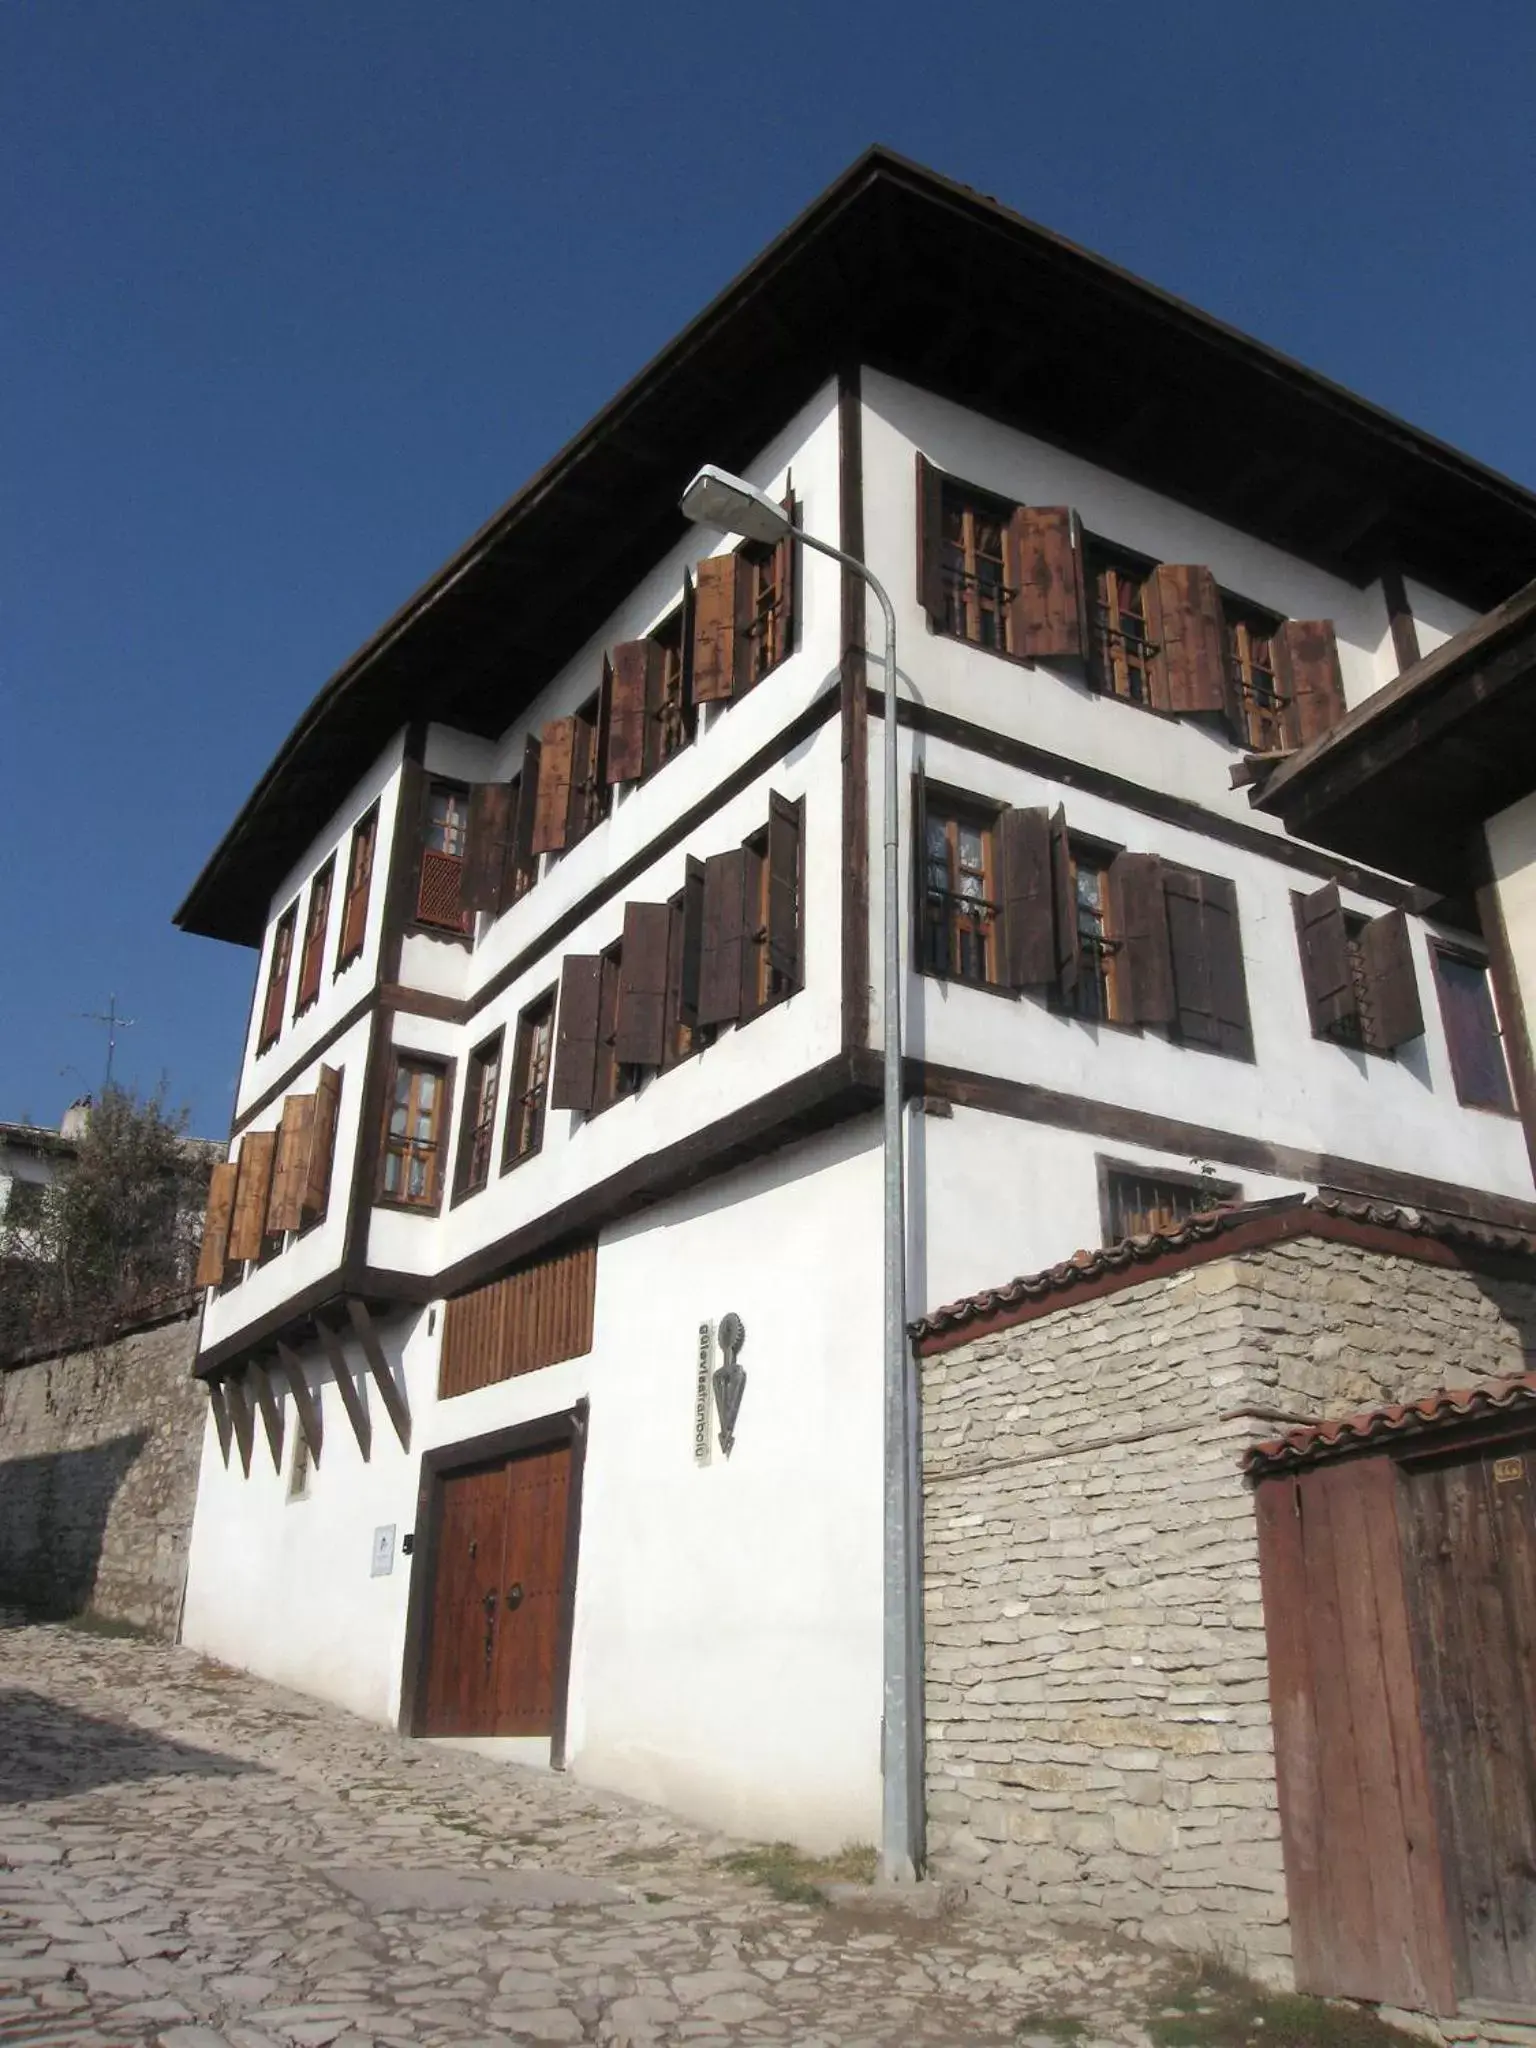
[420, 1440, 572, 1738]
[1402, 1444, 1536, 2007]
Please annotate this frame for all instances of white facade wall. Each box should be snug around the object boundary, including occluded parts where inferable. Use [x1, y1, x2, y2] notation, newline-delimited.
[1487, 793, 1536, 1061]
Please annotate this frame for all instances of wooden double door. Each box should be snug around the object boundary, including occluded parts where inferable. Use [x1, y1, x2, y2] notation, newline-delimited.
[419, 1438, 572, 1738]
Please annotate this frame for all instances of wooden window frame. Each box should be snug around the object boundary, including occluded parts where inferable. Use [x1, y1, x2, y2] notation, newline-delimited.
[589, 943, 638, 1118]
[1223, 598, 1290, 753]
[1051, 835, 1136, 1030]
[416, 781, 473, 934]
[738, 536, 794, 688]
[1292, 890, 1407, 1060]
[1086, 538, 1161, 709]
[650, 599, 696, 773]
[938, 479, 1014, 655]
[919, 782, 1007, 993]
[257, 902, 298, 1054]
[1430, 942, 1517, 1116]
[502, 991, 556, 1172]
[566, 691, 611, 849]
[1096, 1155, 1242, 1246]
[377, 1052, 454, 1214]
[293, 858, 335, 1019]
[336, 803, 379, 972]
[452, 1030, 504, 1205]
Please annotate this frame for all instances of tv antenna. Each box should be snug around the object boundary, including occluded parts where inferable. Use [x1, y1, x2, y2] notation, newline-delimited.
[79, 995, 135, 1091]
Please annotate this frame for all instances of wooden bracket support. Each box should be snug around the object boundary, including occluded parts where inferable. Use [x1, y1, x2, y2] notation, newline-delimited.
[346, 1297, 411, 1452]
[276, 1340, 323, 1468]
[223, 1368, 256, 1478]
[250, 1360, 285, 1473]
[206, 1378, 234, 1466]
[315, 1316, 372, 1461]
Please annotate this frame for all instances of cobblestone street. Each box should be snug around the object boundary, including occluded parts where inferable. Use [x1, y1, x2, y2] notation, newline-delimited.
[0, 1616, 1162, 2047]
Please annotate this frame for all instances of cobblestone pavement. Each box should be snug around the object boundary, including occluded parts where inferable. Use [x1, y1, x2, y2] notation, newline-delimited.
[0, 1616, 1163, 2047]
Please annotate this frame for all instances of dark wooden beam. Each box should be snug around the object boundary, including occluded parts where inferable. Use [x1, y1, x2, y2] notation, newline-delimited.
[206, 1379, 234, 1466]
[276, 1339, 323, 1468]
[251, 1362, 285, 1473]
[223, 1368, 256, 1478]
[1381, 564, 1423, 673]
[316, 1315, 372, 1462]
[346, 1297, 411, 1452]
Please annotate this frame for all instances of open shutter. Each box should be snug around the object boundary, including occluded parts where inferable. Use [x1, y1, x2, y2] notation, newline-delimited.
[740, 841, 766, 1013]
[1049, 805, 1078, 998]
[916, 453, 946, 626]
[227, 1130, 277, 1263]
[195, 1162, 239, 1287]
[593, 655, 614, 792]
[508, 735, 541, 896]
[614, 903, 673, 1067]
[268, 1093, 315, 1235]
[1150, 565, 1227, 715]
[551, 955, 603, 1112]
[608, 641, 660, 784]
[773, 492, 798, 665]
[462, 783, 516, 914]
[679, 856, 705, 1026]
[678, 568, 697, 727]
[531, 718, 576, 854]
[692, 554, 741, 703]
[767, 791, 802, 984]
[1005, 507, 1088, 660]
[698, 849, 748, 1025]
[1107, 852, 1176, 1024]
[1000, 806, 1055, 988]
[302, 1066, 341, 1221]
[1361, 910, 1424, 1049]
[1275, 620, 1347, 746]
[1295, 882, 1358, 1039]
[1166, 868, 1253, 1058]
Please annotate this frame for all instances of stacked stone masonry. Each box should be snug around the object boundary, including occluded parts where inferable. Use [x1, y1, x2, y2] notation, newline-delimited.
[0, 1308, 205, 1635]
[921, 1238, 1536, 1980]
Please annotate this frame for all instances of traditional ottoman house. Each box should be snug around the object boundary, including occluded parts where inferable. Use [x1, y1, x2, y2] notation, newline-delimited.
[175, 150, 1536, 1878]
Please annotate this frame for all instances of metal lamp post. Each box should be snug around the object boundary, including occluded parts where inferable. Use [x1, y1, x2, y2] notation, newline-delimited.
[680, 465, 920, 1881]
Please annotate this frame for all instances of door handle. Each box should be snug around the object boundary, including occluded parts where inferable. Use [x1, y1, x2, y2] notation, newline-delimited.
[505, 1582, 523, 1611]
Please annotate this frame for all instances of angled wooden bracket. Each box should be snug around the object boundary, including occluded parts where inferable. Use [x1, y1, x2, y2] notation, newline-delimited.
[276, 1339, 323, 1468]
[346, 1297, 411, 1452]
[206, 1377, 234, 1466]
[315, 1315, 372, 1461]
[250, 1359, 285, 1473]
[222, 1367, 256, 1478]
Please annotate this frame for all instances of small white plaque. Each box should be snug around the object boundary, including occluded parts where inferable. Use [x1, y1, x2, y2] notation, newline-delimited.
[371, 1524, 397, 1577]
[694, 1323, 714, 1467]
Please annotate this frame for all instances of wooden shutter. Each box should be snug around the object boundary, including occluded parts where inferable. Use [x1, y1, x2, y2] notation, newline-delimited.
[593, 655, 614, 793]
[692, 554, 741, 703]
[916, 452, 946, 626]
[550, 955, 604, 1112]
[1005, 507, 1088, 660]
[607, 641, 655, 784]
[1361, 910, 1424, 1049]
[531, 718, 576, 853]
[302, 1065, 341, 1221]
[1107, 851, 1176, 1024]
[227, 1130, 277, 1263]
[999, 806, 1055, 988]
[439, 1242, 597, 1398]
[1165, 867, 1253, 1058]
[509, 734, 541, 893]
[679, 855, 705, 1025]
[1049, 806, 1078, 997]
[267, 1093, 315, 1234]
[1296, 882, 1358, 1038]
[772, 493, 798, 666]
[461, 783, 516, 914]
[339, 847, 371, 962]
[195, 1162, 239, 1287]
[767, 791, 802, 984]
[1275, 619, 1347, 746]
[296, 866, 331, 1012]
[677, 569, 697, 729]
[614, 903, 673, 1067]
[698, 849, 748, 1025]
[740, 840, 766, 1014]
[1150, 564, 1227, 715]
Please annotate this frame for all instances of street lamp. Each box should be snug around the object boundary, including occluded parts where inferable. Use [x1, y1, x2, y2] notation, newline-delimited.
[680, 464, 920, 1882]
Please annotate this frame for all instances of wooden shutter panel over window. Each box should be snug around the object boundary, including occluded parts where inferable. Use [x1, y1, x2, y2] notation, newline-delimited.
[608, 641, 660, 784]
[1150, 565, 1228, 715]
[698, 849, 748, 1025]
[1165, 867, 1253, 1058]
[767, 791, 802, 984]
[509, 734, 541, 890]
[592, 656, 614, 800]
[916, 452, 946, 626]
[679, 856, 705, 1025]
[462, 783, 516, 914]
[1296, 883, 1358, 1039]
[228, 1130, 277, 1263]
[195, 1162, 239, 1288]
[692, 554, 742, 703]
[302, 1065, 341, 1221]
[1108, 852, 1176, 1025]
[531, 718, 576, 854]
[1360, 910, 1424, 1049]
[1005, 507, 1088, 660]
[1000, 806, 1055, 988]
[551, 955, 604, 1112]
[267, 1093, 315, 1235]
[771, 493, 798, 666]
[614, 903, 673, 1067]
[1275, 620, 1347, 746]
[1049, 805, 1078, 997]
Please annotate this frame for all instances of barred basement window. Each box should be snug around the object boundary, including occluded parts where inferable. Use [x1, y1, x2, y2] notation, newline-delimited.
[454, 1031, 503, 1200]
[940, 483, 1011, 652]
[381, 1056, 450, 1210]
[1101, 1161, 1240, 1244]
[1088, 544, 1159, 706]
[922, 797, 1001, 986]
[503, 993, 554, 1170]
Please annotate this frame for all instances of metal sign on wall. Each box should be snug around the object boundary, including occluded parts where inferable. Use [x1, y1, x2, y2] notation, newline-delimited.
[694, 1322, 714, 1467]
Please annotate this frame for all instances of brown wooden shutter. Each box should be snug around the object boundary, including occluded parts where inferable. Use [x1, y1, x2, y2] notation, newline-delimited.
[302, 1065, 341, 1221]
[1139, 569, 1169, 710]
[692, 554, 741, 702]
[550, 955, 604, 1111]
[767, 791, 802, 984]
[267, 1093, 315, 1234]
[614, 903, 673, 1067]
[227, 1130, 277, 1263]
[916, 452, 946, 626]
[1107, 852, 1176, 1024]
[594, 654, 614, 791]
[1275, 620, 1347, 746]
[913, 772, 932, 968]
[678, 569, 697, 721]
[1165, 867, 1253, 1058]
[509, 734, 541, 892]
[740, 841, 766, 1013]
[1360, 910, 1424, 1049]
[1005, 507, 1088, 660]
[999, 806, 1055, 988]
[772, 492, 798, 664]
[1295, 882, 1358, 1039]
[698, 849, 748, 1025]
[607, 641, 658, 784]
[531, 718, 576, 853]
[679, 855, 705, 1025]
[1149, 565, 1228, 715]
[461, 783, 516, 914]
[195, 1162, 239, 1287]
[1049, 805, 1079, 997]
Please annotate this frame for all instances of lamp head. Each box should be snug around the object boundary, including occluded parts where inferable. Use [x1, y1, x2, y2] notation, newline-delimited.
[680, 464, 791, 546]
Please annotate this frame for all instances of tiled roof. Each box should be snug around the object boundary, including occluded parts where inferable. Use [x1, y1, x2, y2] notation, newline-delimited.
[1244, 1371, 1536, 1476]
[911, 1192, 1535, 1354]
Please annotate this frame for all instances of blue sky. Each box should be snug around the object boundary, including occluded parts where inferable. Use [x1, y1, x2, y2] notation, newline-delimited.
[4, 1, 1534, 1136]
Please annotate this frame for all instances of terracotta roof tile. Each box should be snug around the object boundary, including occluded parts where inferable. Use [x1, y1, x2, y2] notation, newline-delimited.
[1243, 1372, 1536, 1476]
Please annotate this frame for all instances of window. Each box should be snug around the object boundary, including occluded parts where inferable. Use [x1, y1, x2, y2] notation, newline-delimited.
[592, 945, 637, 1116]
[741, 536, 794, 686]
[381, 1056, 450, 1209]
[1061, 843, 1126, 1024]
[923, 797, 1001, 985]
[1225, 605, 1288, 754]
[258, 904, 297, 1052]
[1295, 886, 1423, 1056]
[503, 771, 536, 905]
[416, 784, 472, 931]
[1101, 1161, 1241, 1244]
[652, 605, 694, 767]
[294, 859, 334, 1016]
[940, 483, 1011, 653]
[1088, 545, 1159, 706]
[569, 692, 610, 845]
[503, 993, 554, 1169]
[454, 1033, 503, 1200]
[337, 805, 378, 968]
[1432, 948, 1515, 1113]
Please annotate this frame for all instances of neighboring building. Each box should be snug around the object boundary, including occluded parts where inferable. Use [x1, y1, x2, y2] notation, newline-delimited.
[173, 149, 1536, 1855]
[0, 1103, 89, 1253]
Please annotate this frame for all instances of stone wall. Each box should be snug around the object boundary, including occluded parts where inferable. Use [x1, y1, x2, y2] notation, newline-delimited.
[921, 1236, 1536, 1980]
[0, 1307, 207, 1635]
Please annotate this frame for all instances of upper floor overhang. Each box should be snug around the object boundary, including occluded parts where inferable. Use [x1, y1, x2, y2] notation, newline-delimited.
[176, 145, 1536, 947]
